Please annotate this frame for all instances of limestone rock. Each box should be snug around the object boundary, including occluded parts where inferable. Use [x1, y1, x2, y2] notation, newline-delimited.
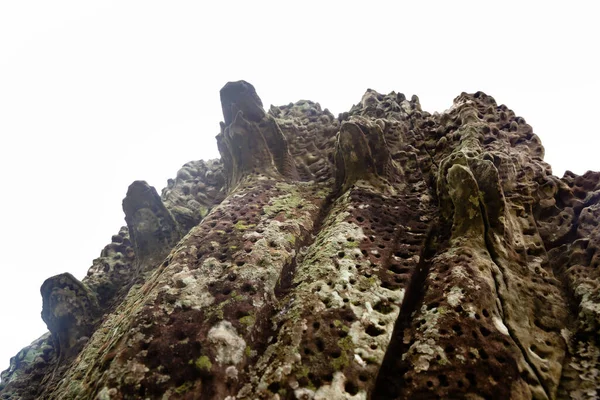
[161, 159, 226, 233]
[0, 333, 54, 398]
[83, 226, 136, 309]
[2, 82, 599, 400]
[217, 80, 299, 189]
[123, 180, 182, 275]
[269, 99, 339, 183]
[40, 273, 99, 361]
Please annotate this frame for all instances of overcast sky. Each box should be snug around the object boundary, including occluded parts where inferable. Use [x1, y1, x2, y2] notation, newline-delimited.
[0, 1, 598, 373]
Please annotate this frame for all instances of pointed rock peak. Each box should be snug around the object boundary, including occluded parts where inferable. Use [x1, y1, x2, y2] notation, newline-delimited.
[458, 104, 481, 125]
[347, 88, 418, 119]
[217, 81, 297, 189]
[334, 118, 396, 192]
[220, 80, 266, 127]
[123, 181, 162, 214]
[410, 94, 422, 111]
[452, 91, 498, 112]
[40, 273, 99, 360]
[123, 181, 181, 274]
[359, 88, 385, 107]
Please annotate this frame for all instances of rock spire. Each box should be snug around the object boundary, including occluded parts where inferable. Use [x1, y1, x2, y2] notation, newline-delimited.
[1, 82, 598, 400]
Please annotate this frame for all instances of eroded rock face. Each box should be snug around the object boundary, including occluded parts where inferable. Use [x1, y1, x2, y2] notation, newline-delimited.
[123, 180, 182, 275]
[83, 227, 136, 309]
[40, 273, 100, 361]
[161, 159, 226, 233]
[217, 81, 299, 189]
[1, 82, 599, 400]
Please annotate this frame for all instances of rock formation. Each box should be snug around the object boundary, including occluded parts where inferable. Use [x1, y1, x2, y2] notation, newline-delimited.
[1, 81, 598, 399]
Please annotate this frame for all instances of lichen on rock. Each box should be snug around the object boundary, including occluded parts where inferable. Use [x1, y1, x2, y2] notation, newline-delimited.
[2, 82, 599, 400]
[123, 180, 182, 275]
[40, 273, 100, 361]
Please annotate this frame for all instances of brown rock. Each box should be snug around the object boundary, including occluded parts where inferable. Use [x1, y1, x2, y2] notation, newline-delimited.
[2, 83, 599, 400]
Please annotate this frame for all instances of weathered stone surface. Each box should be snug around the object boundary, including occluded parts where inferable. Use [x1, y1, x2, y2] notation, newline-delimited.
[269, 99, 339, 183]
[123, 180, 182, 275]
[40, 273, 100, 362]
[83, 226, 136, 310]
[217, 81, 299, 189]
[538, 171, 600, 399]
[2, 83, 599, 400]
[161, 159, 226, 233]
[0, 333, 54, 398]
[0, 165, 226, 399]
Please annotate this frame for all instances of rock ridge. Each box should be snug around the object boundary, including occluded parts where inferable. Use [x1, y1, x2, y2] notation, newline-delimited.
[1, 81, 598, 400]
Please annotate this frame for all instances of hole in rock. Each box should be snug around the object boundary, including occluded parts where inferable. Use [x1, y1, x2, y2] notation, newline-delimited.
[439, 374, 449, 387]
[345, 381, 359, 395]
[452, 324, 463, 336]
[267, 382, 281, 394]
[479, 349, 489, 359]
[316, 338, 325, 352]
[465, 372, 477, 388]
[365, 325, 385, 337]
[373, 300, 394, 314]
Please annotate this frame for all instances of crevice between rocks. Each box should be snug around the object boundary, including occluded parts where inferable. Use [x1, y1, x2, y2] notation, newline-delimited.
[542, 191, 600, 253]
[371, 219, 440, 399]
[413, 130, 439, 170]
[273, 189, 338, 300]
[249, 186, 340, 375]
[480, 202, 552, 400]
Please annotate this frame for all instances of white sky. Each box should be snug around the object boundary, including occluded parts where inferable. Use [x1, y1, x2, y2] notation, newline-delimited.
[0, 1, 598, 373]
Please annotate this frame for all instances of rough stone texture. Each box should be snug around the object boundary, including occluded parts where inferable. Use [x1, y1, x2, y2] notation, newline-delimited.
[83, 227, 136, 311]
[1, 82, 599, 400]
[40, 273, 100, 362]
[161, 159, 226, 233]
[123, 180, 183, 275]
[0, 157, 225, 399]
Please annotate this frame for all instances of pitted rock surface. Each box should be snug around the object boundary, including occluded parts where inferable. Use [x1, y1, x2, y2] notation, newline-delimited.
[161, 159, 226, 233]
[1, 82, 598, 400]
[83, 226, 136, 309]
[123, 180, 183, 275]
[40, 272, 101, 364]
